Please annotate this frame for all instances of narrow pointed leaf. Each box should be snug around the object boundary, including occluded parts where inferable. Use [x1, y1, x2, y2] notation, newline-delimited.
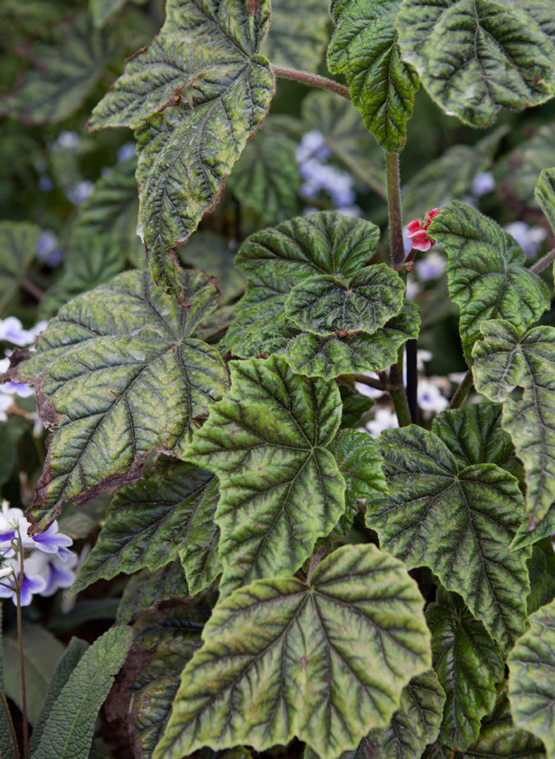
[366, 426, 530, 649]
[473, 320, 555, 528]
[285, 265, 405, 337]
[0, 221, 38, 315]
[509, 597, 555, 757]
[153, 544, 432, 759]
[72, 460, 220, 595]
[17, 270, 228, 531]
[116, 562, 189, 625]
[261, 0, 330, 71]
[428, 202, 549, 355]
[427, 588, 504, 751]
[327, 0, 419, 152]
[187, 356, 345, 597]
[33, 627, 133, 759]
[535, 167, 555, 240]
[396, 0, 555, 128]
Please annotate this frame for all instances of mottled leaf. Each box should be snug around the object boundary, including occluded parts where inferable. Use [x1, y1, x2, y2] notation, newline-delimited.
[116, 562, 189, 625]
[178, 232, 245, 304]
[428, 201, 549, 355]
[508, 597, 555, 757]
[427, 588, 504, 751]
[154, 544, 432, 759]
[18, 270, 228, 530]
[90, 0, 127, 27]
[227, 130, 300, 224]
[33, 627, 133, 759]
[366, 426, 529, 649]
[72, 460, 220, 596]
[396, 0, 555, 128]
[526, 538, 555, 616]
[187, 356, 345, 597]
[339, 385, 374, 428]
[261, 0, 330, 71]
[328, 0, 419, 152]
[495, 123, 555, 207]
[473, 320, 555, 529]
[536, 167, 555, 241]
[0, 221, 38, 315]
[285, 265, 405, 337]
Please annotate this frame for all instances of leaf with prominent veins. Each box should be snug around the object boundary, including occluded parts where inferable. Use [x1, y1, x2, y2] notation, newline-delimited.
[16, 270, 228, 531]
[327, 0, 419, 152]
[261, 0, 330, 71]
[366, 426, 530, 649]
[473, 320, 555, 530]
[428, 202, 550, 356]
[396, 0, 555, 128]
[186, 356, 345, 597]
[153, 544, 432, 759]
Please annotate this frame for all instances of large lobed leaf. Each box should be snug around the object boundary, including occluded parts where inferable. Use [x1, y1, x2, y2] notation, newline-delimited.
[186, 356, 345, 597]
[327, 0, 419, 152]
[396, 0, 555, 128]
[428, 202, 549, 357]
[17, 270, 228, 531]
[261, 0, 330, 71]
[473, 320, 555, 529]
[153, 544, 432, 759]
[366, 426, 529, 649]
[89, 0, 274, 299]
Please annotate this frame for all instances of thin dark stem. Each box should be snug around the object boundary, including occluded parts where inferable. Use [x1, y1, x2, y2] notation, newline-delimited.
[21, 280, 44, 302]
[406, 339, 418, 423]
[389, 347, 412, 427]
[270, 64, 351, 100]
[351, 374, 397, 392]
[530, 247, 555, 275]
[385, 152, 406, 269]
[449, 369, 473, 409]
[0, 690, 19, 759]
[15, 536, 28, 759]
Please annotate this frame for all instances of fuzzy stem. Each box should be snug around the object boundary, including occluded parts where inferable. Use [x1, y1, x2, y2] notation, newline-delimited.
[530, 247, 555, 275]
[270, 64, 351, 100]
[385, 153, 406, 268]
[449, 369, 473, 409]
[15, 534, 28, 759]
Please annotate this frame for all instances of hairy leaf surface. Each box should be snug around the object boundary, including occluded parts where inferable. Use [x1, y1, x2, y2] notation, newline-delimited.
[328, 0, 419, 151]
[428, 202, 549, 355]
[473, 320, 555, 528]
[0, 221, 38, 315]
[396, 0, 555, 127]
[73, 460, 220, 596]
[154, 544, 431, 759]
[261, 0, 329, 71]
[508, 597, 555, 757]
[366, 426, 529, 648]
[187, 356, 345, 597]
[19, 270, 228, 530]
[427, 588, 504, 750]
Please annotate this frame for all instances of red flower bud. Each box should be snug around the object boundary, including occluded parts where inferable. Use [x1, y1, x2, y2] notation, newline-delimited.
[407, 208, 440, 252]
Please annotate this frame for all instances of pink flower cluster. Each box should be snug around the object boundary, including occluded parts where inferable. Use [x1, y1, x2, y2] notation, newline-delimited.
[407, 208, 441, 252]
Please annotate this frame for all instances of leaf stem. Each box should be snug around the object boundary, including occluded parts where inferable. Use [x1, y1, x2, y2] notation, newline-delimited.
[385, 152, 406, 269]
[0, 689, 19, 759]
[15, 532, 28, 759]
[270, 64, 351, 100]
[449, 369, 473, 409]
[530, 247, 555, 275]
[20, 280, 44, 302]
[351, 374, 397, 392]
[389, 348, 412, 427]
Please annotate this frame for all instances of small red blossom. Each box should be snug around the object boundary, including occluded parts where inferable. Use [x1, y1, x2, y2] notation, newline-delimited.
[406, 208, 441, 252]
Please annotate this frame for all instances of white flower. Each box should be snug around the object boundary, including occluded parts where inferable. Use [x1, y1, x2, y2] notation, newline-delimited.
[405, 277, 422, 301]
[472, 171, 495, 198]
[0, 317, 35, 346]
[36, 231, 58, 261]
[414, 251, 447, 281]
[0, 502, 73, 555]
[355, 376, 384, 400]
[24, 549, 78, 597]
[505, 222, 546, 259]
[117, 142, 136, 163]
[298, 158, 356, 207]
[296, 131, 331, 164]
[65, 180, 93, 205]
[366, 408, 399, 438]
[336, 205, 363, 218]
[0, 555, 47, 606]
[0, 395, 13, 422]
[417, 378, 449, 414]
[52, 131, 81, 151]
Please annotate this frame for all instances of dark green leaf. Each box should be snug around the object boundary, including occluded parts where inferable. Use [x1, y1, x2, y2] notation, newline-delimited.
[428, 202, 549, 355]
[473, 320, 555, 529]
[535, 167, 555, 241]
[178, 232, 245, 304]
[72, 460, 220, 596]
[327, 0, 419, 152]
[33, 626, 133, 759]
[90, 0, 127, 27]
[18, 270, 228, 530]
[0, 221, 38, 315]
[396, 0, 555, 128]
[511, 507, 555, 551]
[187, 356, 345, 597]
[526, 538, 555, 616]
[261, 0, 330, 71]
[427, 588, 504, 751]
[339, 385, 374, 428]
[366, 426, 529, 649]
[508, 597, 555, 757]
[495, 124, 555, 207]
[116, 562, 189, 625]
[153, 544, 431, 759]
[0, 605, 12, 759]
[0, 420, 25, 490]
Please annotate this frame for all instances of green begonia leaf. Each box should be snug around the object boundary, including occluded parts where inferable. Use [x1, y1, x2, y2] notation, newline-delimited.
[227, 130, 300, 224]
[0, 221, 38, 315]
[186, 356, 345, 597]
[285, 265, 405, 337]
[427, 588, 505, 751]
[526, 539, 555, 616]
[235, 302, 420, 379]
[153, 544, 432, 759]
[116, 562, 190, 625]
[495, 124, 555, 207]
[512, 507, 555, 551]
[472, 320, 555, 529]
[261, 0, 329, 71]
[396, 0, 555, 128]
[72, 460, 220, 596]
[18, 270, 228, 531]
[90, 0, 127, 27]
[339, 385, 374, 428]
[89, 0, 274, 299]
[302, 91, 386, 198]
[432, 403, 523, 483]
[327, 0, 419, 152]
[33, 627, 133, 759]
[0, 15, 117, 124]
[536, 167, 555, 241]
[508, 597, 555, 757]
[177, 232, 245, 305]
[366, 426, 529, 649]
[328, 428, 388, 536]
[428, 202, 549, 356]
